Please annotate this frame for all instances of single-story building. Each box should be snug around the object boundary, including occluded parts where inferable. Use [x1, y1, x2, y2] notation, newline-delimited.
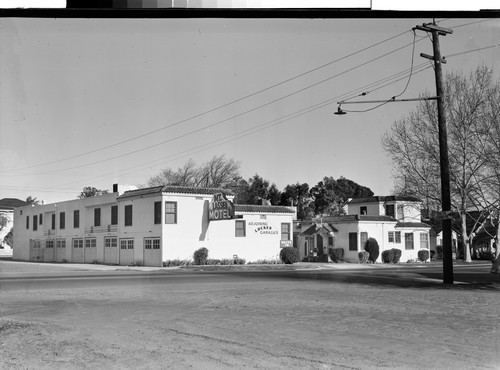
[13, 185, 295, 266]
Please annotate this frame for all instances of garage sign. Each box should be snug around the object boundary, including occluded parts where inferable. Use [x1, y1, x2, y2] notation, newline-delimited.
[208, 193, 235, 221]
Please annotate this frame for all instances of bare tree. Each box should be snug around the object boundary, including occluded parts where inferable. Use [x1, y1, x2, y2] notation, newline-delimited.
[382, 66, 500, 262]
[146, 155, 241, 189]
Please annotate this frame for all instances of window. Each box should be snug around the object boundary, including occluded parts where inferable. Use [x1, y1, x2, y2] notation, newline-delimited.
[385, 204, 395, 218]
[39, 213, 43, 225]
[94, 208, 101, 227]
[85, 238, 96, 248]
[281, 223, 291, 241]
[360, 206, 367, 215]
[145, 238, 161, 250]
[349, 232, 357, 251]
[26, 215, 29, 229]
[51, 214, 55, 230]
[165, 202, 177, 224]
[360, 232, 368, 247]
[395, 231, 401, 243]
[405, 233, 414, 250]
[124, 205, 132, 226]
[420, 233, 429, 249]
[120, 239, 134, 249]
[57, 239, 66, 248]
[260, 215, 267, 219]
[46, 240, 54, 248]
[59, 212, 65, 230]
[397, 205, 404, 220]
[111, 205, 118, 225]
[73, 238, 83, 248]
[235, 220, 246, 237]
[105, 237, 117, 248]
[74, 210, 80, 228]
[154, 201, 161, 224]
[328, 236, 334, 247]
[33, 215, 38, 231]
[388, 231, 394, 243]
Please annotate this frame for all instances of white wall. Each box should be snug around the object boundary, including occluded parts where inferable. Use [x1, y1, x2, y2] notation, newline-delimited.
[0, 210, 14, 255]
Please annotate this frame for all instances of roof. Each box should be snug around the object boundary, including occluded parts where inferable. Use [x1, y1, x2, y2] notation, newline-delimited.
[348, 195, 421, 204]
[396, 222, 431, 229]
[117, 185, 235, 200]
[0, 198, 29, 210]
[300, 223, 339, 236]
[299, 214, 397, 225]
[234, 204, 295, 214]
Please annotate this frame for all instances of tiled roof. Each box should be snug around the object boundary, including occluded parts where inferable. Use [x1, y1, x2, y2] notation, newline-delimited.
[396, 222, 431, 229]
[117, 185, 234, 199]
[359, 215, 397, 222]
[300, 223, 339, 236]
[234, 204, 295, 214]
[298, 215, 397, 225]
[0, 198, 28, 209]
[348, 195, 421, 204]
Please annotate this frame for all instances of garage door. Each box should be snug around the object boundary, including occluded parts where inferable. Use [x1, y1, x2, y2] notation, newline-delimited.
[84, 238, 97, 263]
[119, 238, 134, 266]
[43, 240, 55, 262]
[144, 237, 162, 267]
[55, 239, 67, 262]
[104, 237, 118, 265]
[30, 239, 43, 262]
[72, 238, 84, 263]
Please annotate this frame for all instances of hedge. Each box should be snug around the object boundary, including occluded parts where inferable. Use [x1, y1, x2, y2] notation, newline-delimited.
[418, 249, 430, 262]
[391, 248, 402, 263]
[193, 247, 209, 265]
[364, 237, 380, 263]
[329, 247, 344, 263]
[279, 247, 300, 264]
[358, 250, 369, 263]
[381, 249, 394, 263]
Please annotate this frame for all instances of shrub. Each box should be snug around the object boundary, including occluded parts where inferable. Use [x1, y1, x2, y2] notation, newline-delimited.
[329, 248, 344, 263]
[279, 247, 300, 264]
[430, 250, 437, 260]
[358, 250, 369, 263]
[193, 247, 209, 265]
[364, 237, 380, 263]
[206, 259, 221, 265]
[391, 248, 402, 263]
[248, 259, 283, 265]
[381, 249, 394, 263]
[436, 245, 443, 258]
[418, 249, 430, 262]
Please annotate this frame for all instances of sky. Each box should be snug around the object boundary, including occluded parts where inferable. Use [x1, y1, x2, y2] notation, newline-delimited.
[1, 13, 499, 204]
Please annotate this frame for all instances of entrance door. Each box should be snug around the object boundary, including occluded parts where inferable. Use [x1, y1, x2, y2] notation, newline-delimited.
[144, 238, 162, 267]
[316, 234, 324, 255]
[56, 239, 67, 262]
[72, 238, 84, 263]
[104, 237, 118, 264]
[43, 240, 55, 262]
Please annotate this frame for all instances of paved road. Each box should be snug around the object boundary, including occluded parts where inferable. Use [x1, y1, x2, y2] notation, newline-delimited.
[0, 258, 497, 291]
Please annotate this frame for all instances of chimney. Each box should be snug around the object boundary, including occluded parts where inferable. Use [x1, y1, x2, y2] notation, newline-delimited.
[113, 183, 118, 193]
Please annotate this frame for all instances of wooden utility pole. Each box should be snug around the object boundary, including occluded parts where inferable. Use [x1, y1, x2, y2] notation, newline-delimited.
[414, 21, 454, 284]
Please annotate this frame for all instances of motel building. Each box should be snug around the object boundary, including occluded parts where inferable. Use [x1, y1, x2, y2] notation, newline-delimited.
[295, 196, 431, 263]
[13, 185, 295, 266]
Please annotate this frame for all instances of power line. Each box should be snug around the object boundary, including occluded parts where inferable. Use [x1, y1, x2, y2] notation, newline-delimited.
[2, 29, 415, 173]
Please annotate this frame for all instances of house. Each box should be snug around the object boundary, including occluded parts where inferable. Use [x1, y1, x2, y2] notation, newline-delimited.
[471, 216, 498, 260]
[0, 198, 28, 256]
[13, 185, 295, 266]
[295, 196, 431, 263]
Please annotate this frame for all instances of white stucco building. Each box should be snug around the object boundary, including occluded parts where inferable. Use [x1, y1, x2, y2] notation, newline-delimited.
[295, 196, 431, 263]
[13, 186, 295, 266]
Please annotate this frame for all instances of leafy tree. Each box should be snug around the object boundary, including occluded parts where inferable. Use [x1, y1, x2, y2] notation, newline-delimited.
[78, 187, 109, 199]
[0, 213, 9, 231]
[279, 182, 314, 220]
[382, 66, 500, 262]
[310, 176, 374, 216]
[25, 196, 40, 205]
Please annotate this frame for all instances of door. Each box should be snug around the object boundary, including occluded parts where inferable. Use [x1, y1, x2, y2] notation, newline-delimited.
[119, 238, 134, 266]
[72, 238, 84, 263]
[55, 239, 67, 262]
[43, 240, 55, 262]
[144, 238, 162, 267]
[316, 234, 324, 255]
[104, 237, 118, 264]
[84, 238, 97, 263]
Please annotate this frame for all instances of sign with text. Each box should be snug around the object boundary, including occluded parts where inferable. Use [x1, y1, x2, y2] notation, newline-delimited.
[248, 221, 278, 235]
[280, 240, 292, 248]
[208, 193, 235, 221]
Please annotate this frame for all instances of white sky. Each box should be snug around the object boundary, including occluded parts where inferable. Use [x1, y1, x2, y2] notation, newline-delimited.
[1, 16, 499, 204]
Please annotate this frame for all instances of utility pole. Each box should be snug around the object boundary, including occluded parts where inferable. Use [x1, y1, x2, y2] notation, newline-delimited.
[414, 21, 454, 284]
